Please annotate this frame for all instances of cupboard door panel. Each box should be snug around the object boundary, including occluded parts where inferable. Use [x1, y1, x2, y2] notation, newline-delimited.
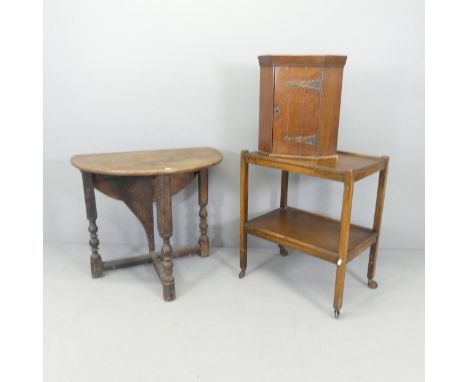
[272, 66, 322, 156]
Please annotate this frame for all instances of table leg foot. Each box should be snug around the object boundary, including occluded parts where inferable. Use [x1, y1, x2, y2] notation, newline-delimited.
[368, 279, 378, 289]
[90, 257, 104, 278]
[334, 310, 340, 319]
[89, 222, 103, 278]
[163, 282, 176, 301]
[199, 241, 209, 258]
[279, 245, 288, 256]
[239, 269, 246, 279]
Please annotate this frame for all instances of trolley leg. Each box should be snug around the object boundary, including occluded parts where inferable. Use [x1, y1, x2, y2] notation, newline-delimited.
[333, 173, 354, 318]
[279, 170, 289, 257]
[367, 158, 389, 289]
[239, 151, 249, 278]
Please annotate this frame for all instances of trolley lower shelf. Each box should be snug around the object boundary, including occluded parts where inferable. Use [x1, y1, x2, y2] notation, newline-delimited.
[245, 207, 377, 264]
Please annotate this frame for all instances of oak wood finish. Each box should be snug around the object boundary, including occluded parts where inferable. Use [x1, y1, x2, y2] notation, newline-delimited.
[279, 171, 289, 256]
[107, 176, 156, 252]
[198, 169, 209, 257]
[272, 66, 322, 156]
[258, 65, 275, 153]
[259, 56, 347, 67]
[71, 147, 223, 176]
[257, 55, 346, 159]
[94, 172, 196, 199]
[239, 150, 249, 278]
[102, 245, 201, 271]
[247, 151, 386, 181]
[154, 174, 175, 301]
[317, 67, 345, 157]
[245, 207, 376, 263]
[81, 172, 104, 278]
[333, 173, 354, 317]
[73, 148, 223, 301]
[367, 157, 389, 288]
[239, 150, 389, 317]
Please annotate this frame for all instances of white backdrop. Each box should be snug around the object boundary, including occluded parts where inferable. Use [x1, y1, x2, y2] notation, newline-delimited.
[44, 0, 424, 250]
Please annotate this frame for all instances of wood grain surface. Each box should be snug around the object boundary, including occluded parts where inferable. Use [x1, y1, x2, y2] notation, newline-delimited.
[71, 147, 223, 176]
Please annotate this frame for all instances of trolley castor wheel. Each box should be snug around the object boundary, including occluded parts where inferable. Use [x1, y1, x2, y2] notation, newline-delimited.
[279, 245, 288, 256]
[368, 279, 378, 289]
[334, 310, 340, 319]
[239, 270, 246, 279]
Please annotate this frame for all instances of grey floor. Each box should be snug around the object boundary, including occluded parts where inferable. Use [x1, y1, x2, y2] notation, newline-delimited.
[44, 244, 424, 382]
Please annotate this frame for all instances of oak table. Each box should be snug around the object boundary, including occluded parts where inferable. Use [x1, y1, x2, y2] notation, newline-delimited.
[71, 147, 223, 301]
[239, 150, 389, 318]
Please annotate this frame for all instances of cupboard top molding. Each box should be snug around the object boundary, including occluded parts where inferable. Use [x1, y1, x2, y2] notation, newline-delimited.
[258, 55, 347, 67]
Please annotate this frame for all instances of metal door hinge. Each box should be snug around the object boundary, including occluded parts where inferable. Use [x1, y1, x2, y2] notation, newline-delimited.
[283, 135, 318, 146]
[286, 80, 322, 91]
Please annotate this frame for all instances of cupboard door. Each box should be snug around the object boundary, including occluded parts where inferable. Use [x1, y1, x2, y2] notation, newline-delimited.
[272, 66, 322, 156]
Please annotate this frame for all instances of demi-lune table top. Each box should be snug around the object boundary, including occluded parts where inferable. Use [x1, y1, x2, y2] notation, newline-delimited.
[71, 147, 223, 176]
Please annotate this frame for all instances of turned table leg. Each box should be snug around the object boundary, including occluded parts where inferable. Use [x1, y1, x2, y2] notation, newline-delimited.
[81, 172, 104, 278]
[333, 172, 354, 318]
[367, 157, 389, 289]
[155, 174, 176, 301]
[279, 170, 289, 256]
[239, 151, 249, 278]
[198, 169, 209, 257]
